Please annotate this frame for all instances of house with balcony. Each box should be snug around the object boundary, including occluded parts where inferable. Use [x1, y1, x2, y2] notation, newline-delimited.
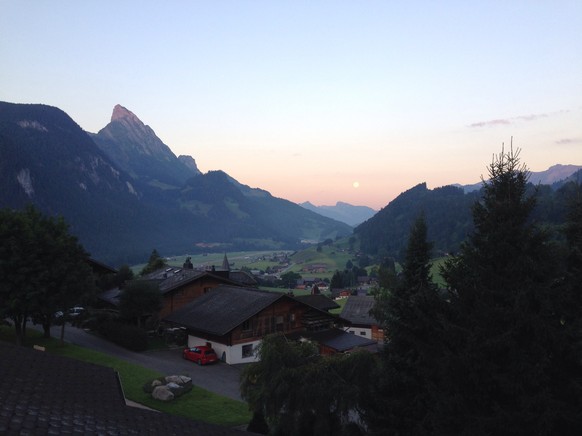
[163, 285, 374, 364]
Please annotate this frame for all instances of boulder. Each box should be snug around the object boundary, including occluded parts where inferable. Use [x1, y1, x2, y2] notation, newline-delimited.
[152, 385, 174, 402]
[165, 375, 191, 385]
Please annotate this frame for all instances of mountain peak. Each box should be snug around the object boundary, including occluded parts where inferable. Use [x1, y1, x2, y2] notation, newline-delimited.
[111, 104, 141, 124]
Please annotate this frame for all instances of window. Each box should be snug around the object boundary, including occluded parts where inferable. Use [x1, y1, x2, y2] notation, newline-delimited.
[242, 320, 251, 331]
[349, 331, 355, 335]
[242, 344, 253, 358]
[360, 331, 366, 336]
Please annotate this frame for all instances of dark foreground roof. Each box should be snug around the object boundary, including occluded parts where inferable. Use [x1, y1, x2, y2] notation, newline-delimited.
[341, 295, 378, 326]
[164, 286, 283, 336]
[0, 341, 246, 435]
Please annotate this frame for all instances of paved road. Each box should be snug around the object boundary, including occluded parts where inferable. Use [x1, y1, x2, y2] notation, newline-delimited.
[37, 324, 245, 402]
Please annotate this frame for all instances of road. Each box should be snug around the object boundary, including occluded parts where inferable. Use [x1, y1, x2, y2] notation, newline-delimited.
[38, 324, 245, 402]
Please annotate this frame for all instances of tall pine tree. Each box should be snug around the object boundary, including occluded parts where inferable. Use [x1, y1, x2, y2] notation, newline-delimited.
[367, 213, 446, 434]
[438, 147, 582, 434]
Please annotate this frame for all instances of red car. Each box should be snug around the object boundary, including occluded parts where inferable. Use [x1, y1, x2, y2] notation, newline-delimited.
[182, 346, 218, 365]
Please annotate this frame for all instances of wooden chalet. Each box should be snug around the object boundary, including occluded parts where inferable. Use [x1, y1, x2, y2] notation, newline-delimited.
[164, 285, 348, 364]
[98, 266, 257, 318]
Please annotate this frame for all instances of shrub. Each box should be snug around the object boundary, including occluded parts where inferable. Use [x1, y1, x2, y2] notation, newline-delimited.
[98, 320, 148, 351]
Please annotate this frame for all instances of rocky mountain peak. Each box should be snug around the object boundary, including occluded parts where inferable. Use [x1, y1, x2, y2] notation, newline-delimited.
[178, 155, 202, 176]
[111, 104, 141, 124]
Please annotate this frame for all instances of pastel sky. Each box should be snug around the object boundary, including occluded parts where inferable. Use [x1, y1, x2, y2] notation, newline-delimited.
[1, 1, 581, 210]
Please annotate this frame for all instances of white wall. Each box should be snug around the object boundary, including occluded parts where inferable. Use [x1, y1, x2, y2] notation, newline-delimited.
[344, 326, 372, 339]
[187, 335, 262, 364]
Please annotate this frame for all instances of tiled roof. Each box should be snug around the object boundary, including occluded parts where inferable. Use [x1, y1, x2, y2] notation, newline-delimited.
[0, 341, 246, 435]
[164, 286, 284, 336]
[294, 295, 340, 312]
[341, 295, 378, 326]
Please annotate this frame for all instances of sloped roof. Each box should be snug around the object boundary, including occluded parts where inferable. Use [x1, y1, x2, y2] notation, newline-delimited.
[164, 286, 284, 336]
[294, 294, 340, 312]
[139, 268, 240, 295]
[88, 258, 118, 275]
[0, 342, 245, 435]
[287, 328, 377, 352]
[97, 286, 122, 306]
[228, 270, 258, 287]
[341, 295, 378, 326]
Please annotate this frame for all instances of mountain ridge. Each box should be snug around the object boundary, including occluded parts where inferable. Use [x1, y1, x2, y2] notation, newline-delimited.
[0, 102, 351, 264]
[300, 201, 376, 226]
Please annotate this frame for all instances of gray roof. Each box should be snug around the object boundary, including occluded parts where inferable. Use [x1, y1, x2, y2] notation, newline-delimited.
[294, 294, 340, 312]
[139, 268, 240, 295]
[97, 286, 122, 306]
[0, 342, 245, 435]
[341, 295, 378, 326]
[164, 286, 284, 336]
[288, 328, 377, 352]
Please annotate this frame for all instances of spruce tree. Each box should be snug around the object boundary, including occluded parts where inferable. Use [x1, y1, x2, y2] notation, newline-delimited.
[438, 147, 582, 434]
[367, 213, 445, 434]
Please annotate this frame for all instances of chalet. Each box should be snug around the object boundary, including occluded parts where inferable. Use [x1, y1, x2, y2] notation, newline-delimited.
[341, 295, 384, 342]
[98, 266, 256, 318]
[164, 286, 357, 364]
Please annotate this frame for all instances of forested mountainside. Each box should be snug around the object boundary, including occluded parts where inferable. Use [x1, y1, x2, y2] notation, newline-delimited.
[355, 173, 582, 260]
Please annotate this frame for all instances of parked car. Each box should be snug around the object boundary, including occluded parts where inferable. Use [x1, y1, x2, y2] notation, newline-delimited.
[54, 307, 85, 319]
[182, 346, 218, 365]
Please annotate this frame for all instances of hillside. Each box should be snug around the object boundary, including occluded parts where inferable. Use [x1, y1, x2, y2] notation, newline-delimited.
[355, 176, 582, 260]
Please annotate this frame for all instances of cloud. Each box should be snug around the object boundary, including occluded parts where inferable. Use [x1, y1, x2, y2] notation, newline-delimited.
[468, 109, 569, 128]
[555, 138, 582, 145]
[468, 119, 512, 128]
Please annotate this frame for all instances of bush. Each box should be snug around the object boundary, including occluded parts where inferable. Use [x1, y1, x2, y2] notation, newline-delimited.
[98, 320, 148, 351]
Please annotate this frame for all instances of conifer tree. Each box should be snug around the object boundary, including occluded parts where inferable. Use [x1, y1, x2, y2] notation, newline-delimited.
[438, 147, 582, 434]
[367, 213, 445, 434]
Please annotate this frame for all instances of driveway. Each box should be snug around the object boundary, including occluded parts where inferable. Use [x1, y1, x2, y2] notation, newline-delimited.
[38, 324, 245, 401]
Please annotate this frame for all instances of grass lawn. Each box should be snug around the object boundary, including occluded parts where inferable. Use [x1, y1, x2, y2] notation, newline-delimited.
[289, 244, 356, 280]
[330, 297, 348, 315]
[430, 256, 448, 288]
[133, 250, 293, 274]
[0, 326, 251, 428]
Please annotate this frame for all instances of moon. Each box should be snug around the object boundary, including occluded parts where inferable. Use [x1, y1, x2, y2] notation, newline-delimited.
[353, 181, 360, 189]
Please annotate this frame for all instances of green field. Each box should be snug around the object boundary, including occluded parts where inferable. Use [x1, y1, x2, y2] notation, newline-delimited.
[0, 327, 251, 427]
[132, 250, 294, 274]
[132, 246, 446, 290]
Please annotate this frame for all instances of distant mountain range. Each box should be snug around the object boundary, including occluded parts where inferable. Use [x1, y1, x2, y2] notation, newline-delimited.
[300, 166, 581, 227]
[2, 101, 579, 266]
[0, 102, 351, 265]
[456, 164, 582, 193]
[300, 201, 376, 226]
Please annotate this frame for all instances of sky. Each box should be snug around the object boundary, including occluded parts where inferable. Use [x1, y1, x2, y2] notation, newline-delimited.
[1, 1, 581, 210]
